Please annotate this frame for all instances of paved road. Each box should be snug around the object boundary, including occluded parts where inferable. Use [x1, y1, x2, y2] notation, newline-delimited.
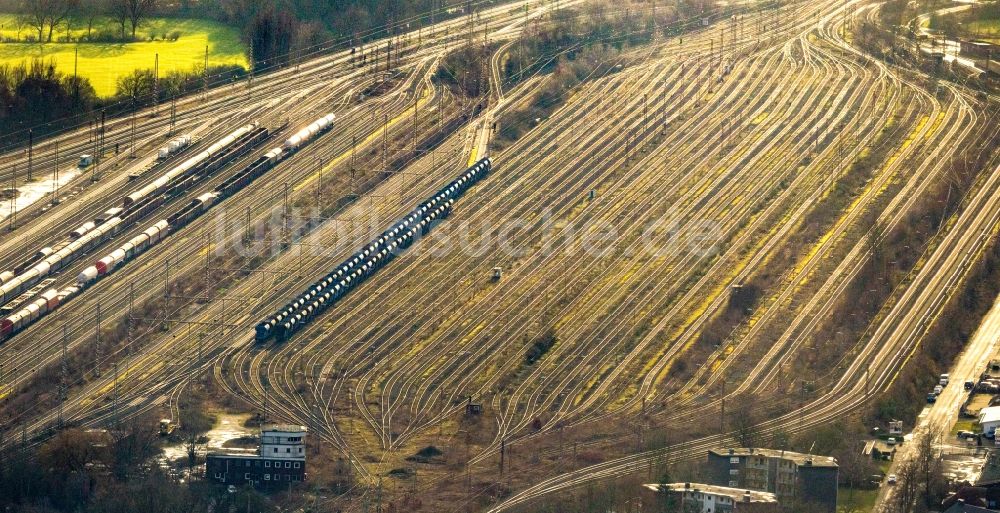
[873, 291, 1000, 510]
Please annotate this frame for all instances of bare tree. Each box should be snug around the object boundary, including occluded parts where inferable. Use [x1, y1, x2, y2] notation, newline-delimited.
[730, 392, 761, 448]
[21, 0, 51, 41]
[914, 427, 947, 509]
[107, 0, 127, 39]
[889, 459, 920, 513]
[124, 0, 155, 39]
[21, 0, 79, 42]
[77, 0, 105, 39]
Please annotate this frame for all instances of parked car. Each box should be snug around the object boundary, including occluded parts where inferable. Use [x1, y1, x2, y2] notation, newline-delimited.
[927, 393, 937, 403]
[887, 474, 897, 485]
[934, 385, 943, 394]
[887, 437, 897, 446]
[965, 380, 975, 390]
[940, 374, 950, 386]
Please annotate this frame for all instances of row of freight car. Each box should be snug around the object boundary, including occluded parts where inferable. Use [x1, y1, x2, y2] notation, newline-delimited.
[255, 156, 493, 343]
[0, 123, 266, 308]
[0, 114, 336, 341]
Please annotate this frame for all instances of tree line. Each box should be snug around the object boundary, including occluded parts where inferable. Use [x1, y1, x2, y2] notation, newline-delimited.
[0, 0, 158, 42]
[0, 416, 277, 513]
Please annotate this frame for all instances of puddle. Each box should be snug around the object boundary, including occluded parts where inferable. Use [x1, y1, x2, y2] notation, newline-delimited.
[161, 412, 257, 463]
[939, 441, 988, 483]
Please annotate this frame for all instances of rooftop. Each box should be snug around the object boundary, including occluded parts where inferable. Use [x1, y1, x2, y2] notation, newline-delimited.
[709, 447, 838, 468]
[262, 424, 308, 433]
[979, 406, 1000, 424]
[206, 450, 261, 459]
[645, 483, 778, 503]
[862, 440, 898, 456]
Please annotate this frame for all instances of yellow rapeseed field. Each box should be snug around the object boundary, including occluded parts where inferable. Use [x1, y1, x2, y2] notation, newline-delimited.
[0, 16, 248, 97]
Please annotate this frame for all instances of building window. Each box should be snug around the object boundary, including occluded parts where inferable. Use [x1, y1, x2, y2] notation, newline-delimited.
[264, 474, 270, 481]
[274, 448, 278, 453]
[730, 457, 740, 464]
[245, 473, 251, 480]
[255, 460, 261, 467]
[298, 448, 303, 453]
[729, 481, 738, 487]
[246, 460, 250, 467]
[294, 462, 301, 468]
[729, 469, 739, 475]
[215, 472, 223, 479]
[285, 462, 291, 468]
[286, 448, 291, 453]
[265, 461, 271, 468]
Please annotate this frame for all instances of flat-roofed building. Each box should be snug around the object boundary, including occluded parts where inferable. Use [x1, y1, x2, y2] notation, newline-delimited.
[706, 448, 838, 513]
[642, 483, 779, 512]
[205, 424, 307, 488]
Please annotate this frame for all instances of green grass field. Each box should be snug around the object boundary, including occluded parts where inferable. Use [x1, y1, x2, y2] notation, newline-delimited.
[838, 488, 878, 513]
[967, 19, 1000, 37]
[0, 16, 248, 97]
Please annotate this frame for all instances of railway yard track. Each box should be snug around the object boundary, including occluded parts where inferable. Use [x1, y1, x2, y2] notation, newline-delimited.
[1, 0, 999, 511]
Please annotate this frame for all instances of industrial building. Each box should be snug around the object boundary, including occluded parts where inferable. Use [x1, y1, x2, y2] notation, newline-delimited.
[205, 424, 307, 488]
[706, 448, 838, 513]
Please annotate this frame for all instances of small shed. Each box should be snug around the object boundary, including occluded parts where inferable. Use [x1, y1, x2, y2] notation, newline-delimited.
[863, 440, 897, 461]
[979, 406, 1000, 437]
[465, 397, 482, 415]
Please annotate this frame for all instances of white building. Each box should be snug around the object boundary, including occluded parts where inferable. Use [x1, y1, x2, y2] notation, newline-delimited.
[979, 407, 1000, 437]
[644, 483, 779, 512]
[261, 424, 307, 460]
[206, 424, 307, 487]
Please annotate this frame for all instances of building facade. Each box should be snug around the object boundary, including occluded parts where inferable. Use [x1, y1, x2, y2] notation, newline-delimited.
[642, 483, 780, 513]
[706, 448, 838, 513]
[206, 424, 307, 488]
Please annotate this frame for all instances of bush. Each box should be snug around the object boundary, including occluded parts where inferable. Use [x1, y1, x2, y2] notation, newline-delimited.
[169, 30, 182, 41]
[524, 328, 558, 365]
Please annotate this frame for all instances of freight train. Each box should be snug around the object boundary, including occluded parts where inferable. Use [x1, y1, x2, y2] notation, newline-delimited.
[255, 157, 492, 343]
[0, 114, 337, 342]
[0, 124, 262, 308]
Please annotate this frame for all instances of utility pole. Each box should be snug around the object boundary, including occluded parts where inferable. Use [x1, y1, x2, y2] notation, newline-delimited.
[865, 363, 870, 399]
[94, 302, 102, 377]
[51, 140, 60, 205]
[281, 183, 290, 249]
[203, 45, 209, 98]
[59, 324, 67, 427]
[720, 379, 726, 433]
[94, 109, 105, 182]
[499, 438, 506, 477]
[643, 93, 648, 135]
[130, 95, 136, 159]
[244, 206, 252, 244]
[6, 163, 14, 231]
[127, 283, 134, 375]
[73, 46, 79, 100]
[153, 53, 159, 117]
[315, 157, 322, 213]
[26, 128, 32, 181]
[112, 361, 119, 428]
